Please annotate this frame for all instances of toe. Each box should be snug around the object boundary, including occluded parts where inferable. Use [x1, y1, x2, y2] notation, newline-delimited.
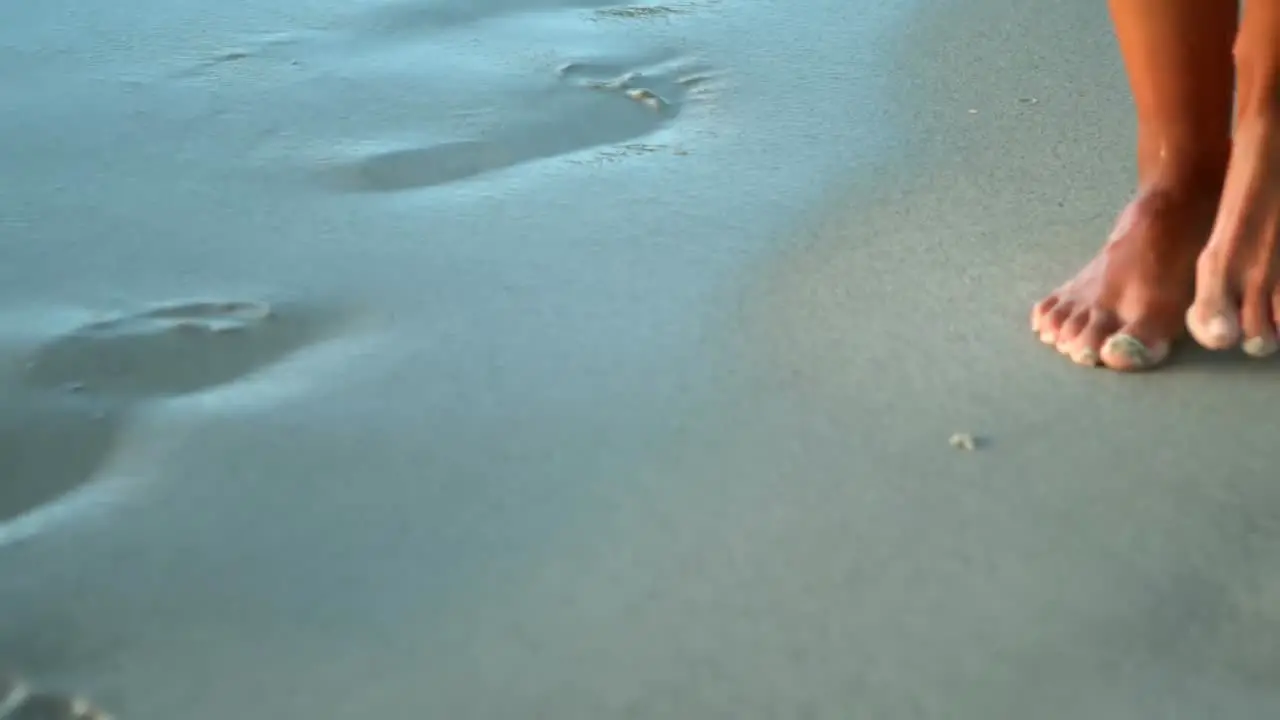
[1031, 296, 1060, 332]
[1186, 299, 1240, 350]
[1053, 310, 1091, 353]
[1062, 311, 1120, 367]
[1240, 285, 1278, 357]
[1100, 318, 1172, 371]
[1188, 252, 1239, 350]
[1037, 302, 1074, 345]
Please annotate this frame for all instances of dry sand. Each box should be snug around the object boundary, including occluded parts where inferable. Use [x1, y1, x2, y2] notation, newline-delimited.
[3, 0, 1280, 717]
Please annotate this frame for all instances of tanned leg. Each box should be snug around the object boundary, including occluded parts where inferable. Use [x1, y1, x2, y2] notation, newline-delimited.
[1187, 1, 1280, 356]
[1031, 0, 1235, 370]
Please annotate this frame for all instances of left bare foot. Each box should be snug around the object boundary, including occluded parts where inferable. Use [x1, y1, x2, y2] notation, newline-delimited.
[1187, 114, 1280, 356]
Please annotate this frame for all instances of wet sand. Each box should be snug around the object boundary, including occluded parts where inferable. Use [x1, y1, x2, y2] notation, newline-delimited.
[3, 0, 1280, 717]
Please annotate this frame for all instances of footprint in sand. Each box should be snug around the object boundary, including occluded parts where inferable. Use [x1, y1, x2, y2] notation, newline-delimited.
[330, 54, 714, 192]
[3, 298, 339, 529]
[20, 299, 333, 400]
[0, 394, 119, 537]
[0, 299, 343, 717]
[355, 0, 718, 33]
[0, 674, 109, 719]
[355, 0, 619, 31]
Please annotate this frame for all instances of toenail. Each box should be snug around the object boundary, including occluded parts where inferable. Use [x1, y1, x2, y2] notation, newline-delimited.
[1102, 333, 1167, 368]
[1205, 314, 1236, 343]
[1039, 329, 1056, 344]
[1072, 347, 1099, 366]
[1243, 336, 1278, 358]
[1104, 334, 1146, 362]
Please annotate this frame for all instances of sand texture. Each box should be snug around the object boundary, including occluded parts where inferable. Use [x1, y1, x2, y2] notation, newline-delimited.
[3, 0, 1280, 717]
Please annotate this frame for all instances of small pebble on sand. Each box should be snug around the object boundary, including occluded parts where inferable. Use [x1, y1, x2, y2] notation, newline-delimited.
[625, 88, 667, 111]
[949, 432, 978, 451]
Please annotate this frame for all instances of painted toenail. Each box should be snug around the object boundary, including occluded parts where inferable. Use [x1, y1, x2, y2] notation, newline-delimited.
[1243, 336, 1278, 358]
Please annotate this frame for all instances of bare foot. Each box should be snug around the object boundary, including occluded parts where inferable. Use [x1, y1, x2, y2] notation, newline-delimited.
[1031, 186, 1216, 370]
[1187, 116, 1280, 357]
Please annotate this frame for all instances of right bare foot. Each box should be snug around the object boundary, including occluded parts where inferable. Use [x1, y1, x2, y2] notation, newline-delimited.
[1031, 184, 1218, 371]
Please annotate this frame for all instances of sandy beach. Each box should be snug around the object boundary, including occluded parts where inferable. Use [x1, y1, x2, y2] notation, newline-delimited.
[4, 0, 1280, 717]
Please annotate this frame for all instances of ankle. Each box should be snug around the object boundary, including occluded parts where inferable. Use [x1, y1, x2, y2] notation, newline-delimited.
[1136, 137, 1228, 196]
[1137, 161, 1226, 203]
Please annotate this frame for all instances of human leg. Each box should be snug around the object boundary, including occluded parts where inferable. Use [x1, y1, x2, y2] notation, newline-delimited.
[1032, 0, 1235, 369]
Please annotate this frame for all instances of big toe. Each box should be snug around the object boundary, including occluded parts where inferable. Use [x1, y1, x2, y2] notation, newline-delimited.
[1186, 300, 1240, 350]
[1099, 319, 1172, 371]
[1188, 254, 1240, 350]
